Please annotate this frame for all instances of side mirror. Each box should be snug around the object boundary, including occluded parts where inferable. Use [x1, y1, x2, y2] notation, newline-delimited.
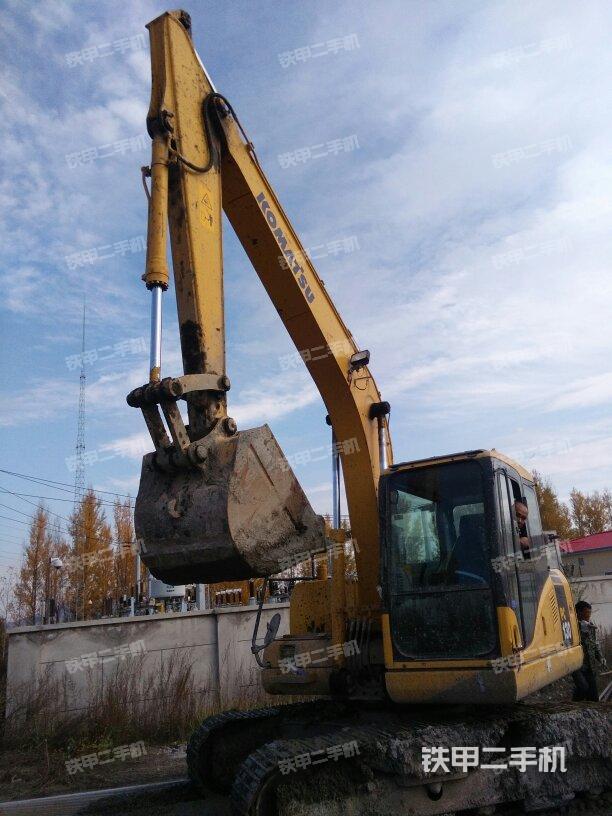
[264, 612, 281, 647]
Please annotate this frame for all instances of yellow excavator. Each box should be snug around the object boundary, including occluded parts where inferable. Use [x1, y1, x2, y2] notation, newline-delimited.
[127, 10, 611, 815]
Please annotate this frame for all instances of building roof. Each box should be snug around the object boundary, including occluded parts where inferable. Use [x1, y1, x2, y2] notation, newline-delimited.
[560, 530, 612, 554]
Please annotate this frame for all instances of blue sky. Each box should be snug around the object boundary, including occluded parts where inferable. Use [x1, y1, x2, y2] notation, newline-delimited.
[1, 0, 611, 575]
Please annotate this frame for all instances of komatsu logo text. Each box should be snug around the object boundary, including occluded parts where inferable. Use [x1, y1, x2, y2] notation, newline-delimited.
[257, 192, 315, 304]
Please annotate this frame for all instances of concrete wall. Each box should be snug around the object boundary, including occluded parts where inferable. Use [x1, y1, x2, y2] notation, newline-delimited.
[6, 603, 289, 717]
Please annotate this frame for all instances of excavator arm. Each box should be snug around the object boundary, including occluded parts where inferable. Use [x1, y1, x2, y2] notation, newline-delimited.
[130, 10, 391, 609]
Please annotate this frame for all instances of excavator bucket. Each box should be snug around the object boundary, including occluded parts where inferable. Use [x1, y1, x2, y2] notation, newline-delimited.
[134, 423, 325, 584]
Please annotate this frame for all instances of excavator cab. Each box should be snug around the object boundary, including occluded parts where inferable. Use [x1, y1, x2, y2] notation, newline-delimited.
[379, 449, 583, 704]
[261, 448, 582, 705]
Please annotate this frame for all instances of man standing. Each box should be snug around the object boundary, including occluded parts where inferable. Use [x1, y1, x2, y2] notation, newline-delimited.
[572, 600, 607, 701]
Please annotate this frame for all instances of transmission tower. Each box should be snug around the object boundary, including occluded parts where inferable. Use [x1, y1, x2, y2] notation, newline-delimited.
[72, 300, 87, 621]
[73, 300, 86, 509]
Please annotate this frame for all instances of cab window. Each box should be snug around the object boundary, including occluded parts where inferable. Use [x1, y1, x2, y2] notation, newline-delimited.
[386, 460, 496, 659]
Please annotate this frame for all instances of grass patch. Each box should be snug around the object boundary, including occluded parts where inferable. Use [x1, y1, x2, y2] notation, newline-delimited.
[2, 650, 220, 755]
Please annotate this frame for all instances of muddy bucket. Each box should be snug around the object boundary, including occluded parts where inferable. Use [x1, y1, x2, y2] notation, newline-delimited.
[134, 423, 325, 584]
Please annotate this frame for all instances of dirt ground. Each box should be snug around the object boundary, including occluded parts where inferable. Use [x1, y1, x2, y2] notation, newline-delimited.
[0, 743, 187, 802]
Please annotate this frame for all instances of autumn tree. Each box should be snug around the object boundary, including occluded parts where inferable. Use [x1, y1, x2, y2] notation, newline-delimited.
[13, 505, 51, 624]
[569, 488, 612, 538]
[67, 490, 113, 620]
[113, 497, 140, 600]
[532, 471, 572, 539]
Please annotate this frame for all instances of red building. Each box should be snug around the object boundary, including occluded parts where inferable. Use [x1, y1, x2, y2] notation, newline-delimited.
[560, 532, 612, 577]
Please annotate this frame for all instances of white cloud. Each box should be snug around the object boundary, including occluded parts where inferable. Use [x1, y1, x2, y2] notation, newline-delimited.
[100, 431, 150, 461]
[0, 378, 78, 428]
[231, 372, 319, 427]
[3, 267, 44, 314]
[547, 373, 612, 412]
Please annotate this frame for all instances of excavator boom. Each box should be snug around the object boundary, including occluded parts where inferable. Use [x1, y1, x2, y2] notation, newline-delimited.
[130, 9, 391, 608]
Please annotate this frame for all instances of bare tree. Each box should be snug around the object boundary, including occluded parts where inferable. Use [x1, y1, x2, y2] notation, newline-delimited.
[0, 567, 17, 622]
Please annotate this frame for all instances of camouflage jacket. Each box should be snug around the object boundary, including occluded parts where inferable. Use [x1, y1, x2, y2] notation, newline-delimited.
[579, 619, 605, 671]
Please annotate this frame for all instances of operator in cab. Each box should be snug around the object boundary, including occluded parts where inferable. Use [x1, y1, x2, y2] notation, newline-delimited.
[514, 500, 530, 559]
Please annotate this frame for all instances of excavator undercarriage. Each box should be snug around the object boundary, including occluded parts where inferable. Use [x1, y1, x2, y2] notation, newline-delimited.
[187, 699, 611, 816]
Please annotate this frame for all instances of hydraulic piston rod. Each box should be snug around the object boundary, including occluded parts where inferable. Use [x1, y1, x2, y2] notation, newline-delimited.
[149, 284, 163, 382]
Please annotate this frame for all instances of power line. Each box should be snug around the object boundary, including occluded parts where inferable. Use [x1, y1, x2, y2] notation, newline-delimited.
[0, 488, 76, 539]
[0, 468, 134, 500]
[0, 487, 52, 510]
[0, 475, 137, 554]
[0, 514, 31, 527]
[0, 486, 120, 511]
[0, 474, 135, 552]
[0, 503, 37, 520]
[0, 468, 140, 561]
[0, 498, 72, 534]
[0, 491, 134, 550]
[0, 503, 138, 549]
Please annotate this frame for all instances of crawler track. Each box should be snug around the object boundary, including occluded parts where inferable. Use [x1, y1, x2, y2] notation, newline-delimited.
[186, 701, 351, 792]
[188, 701, 612, 816]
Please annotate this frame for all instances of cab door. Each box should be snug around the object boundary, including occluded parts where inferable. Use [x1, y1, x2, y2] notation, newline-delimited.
[496, 469, 544, 648]
[496, 469, 524, 645]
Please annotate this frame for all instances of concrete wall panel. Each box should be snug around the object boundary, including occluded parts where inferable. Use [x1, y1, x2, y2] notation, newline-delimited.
[6, 605, 288, 718]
